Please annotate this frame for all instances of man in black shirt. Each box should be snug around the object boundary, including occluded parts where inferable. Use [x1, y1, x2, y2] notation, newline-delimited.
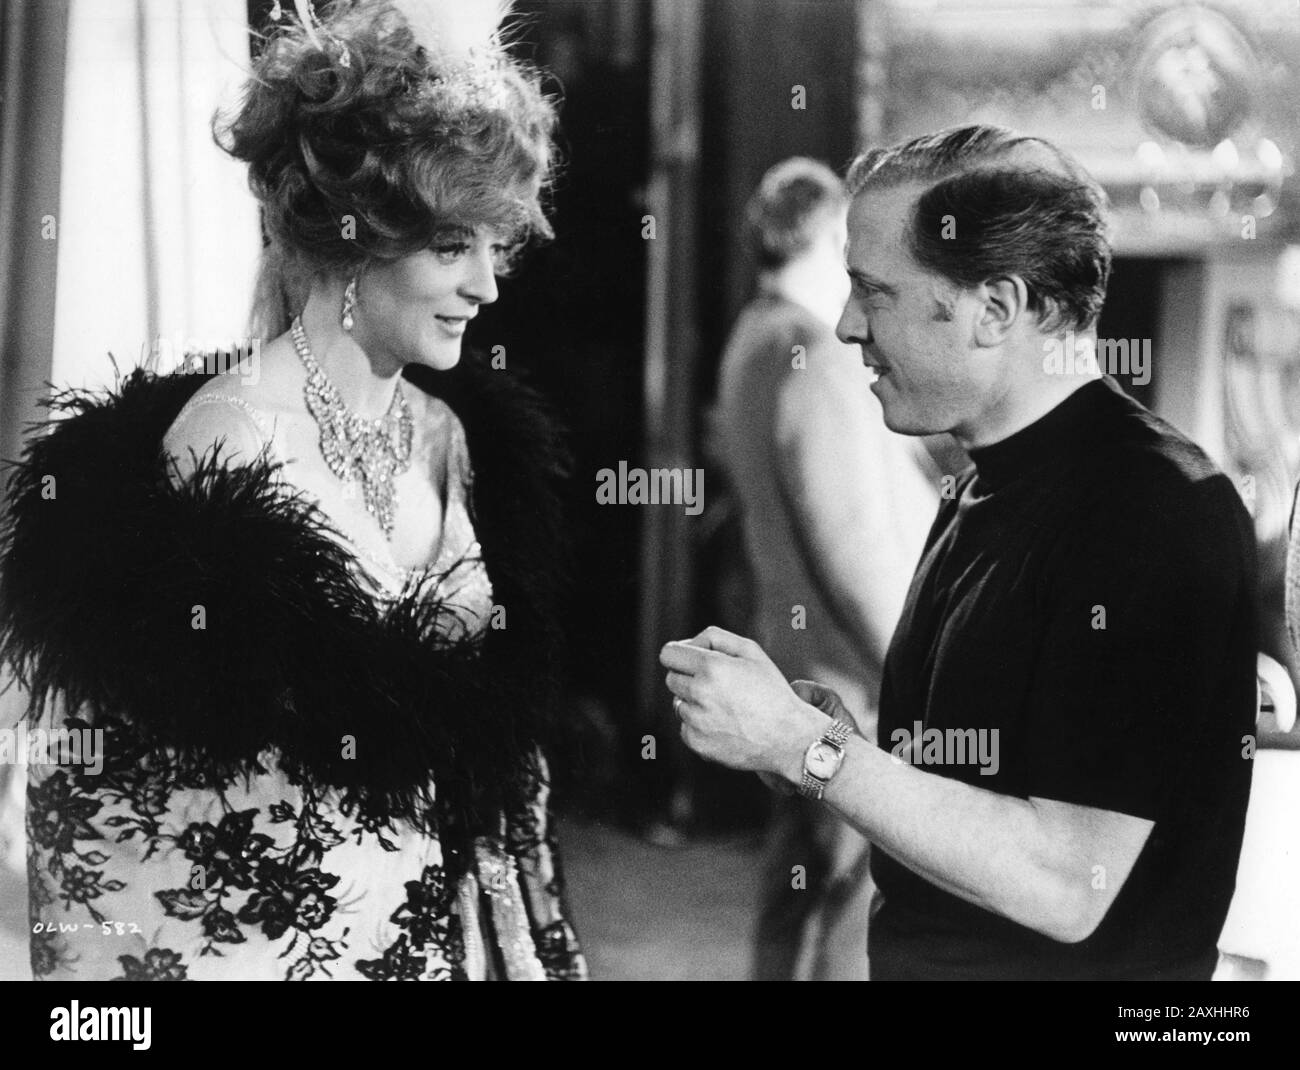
[660, 124, 1256, 980]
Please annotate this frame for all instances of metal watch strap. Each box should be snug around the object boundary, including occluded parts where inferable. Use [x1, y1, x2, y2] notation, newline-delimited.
[798, 717, 854, 800]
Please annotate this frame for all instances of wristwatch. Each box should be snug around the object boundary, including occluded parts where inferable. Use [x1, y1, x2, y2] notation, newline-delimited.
[798, 717, 854, 800]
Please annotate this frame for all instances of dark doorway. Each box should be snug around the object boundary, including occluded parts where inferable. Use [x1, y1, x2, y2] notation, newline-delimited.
[1096, 257, 1189, 409]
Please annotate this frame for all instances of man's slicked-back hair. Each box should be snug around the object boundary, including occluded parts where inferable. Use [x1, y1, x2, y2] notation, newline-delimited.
[846, 125, 1112, 333]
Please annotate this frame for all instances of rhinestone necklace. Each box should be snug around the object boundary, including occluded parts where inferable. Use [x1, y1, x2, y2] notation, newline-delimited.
[291, 316, 413, 540]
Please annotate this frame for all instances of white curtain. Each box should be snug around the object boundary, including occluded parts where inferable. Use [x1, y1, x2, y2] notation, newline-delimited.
[51, 0, 261, 390]
[0, 0, 263, 912]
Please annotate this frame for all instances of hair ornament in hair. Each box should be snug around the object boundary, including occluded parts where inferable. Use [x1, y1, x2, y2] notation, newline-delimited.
[393, 0, 511, 69]
[292, 0, 325, 49]
[290, 0, 357, 67]
[393, 0, 513, 111]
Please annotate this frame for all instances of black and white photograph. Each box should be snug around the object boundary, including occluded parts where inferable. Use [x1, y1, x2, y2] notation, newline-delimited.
[0, 0, 1296, 1045]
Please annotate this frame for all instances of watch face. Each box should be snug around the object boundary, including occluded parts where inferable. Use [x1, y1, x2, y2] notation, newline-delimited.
[806, 740, 841, 779]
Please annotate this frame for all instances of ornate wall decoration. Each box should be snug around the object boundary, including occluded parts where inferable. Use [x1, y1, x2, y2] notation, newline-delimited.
[856, 0, 1300, 251]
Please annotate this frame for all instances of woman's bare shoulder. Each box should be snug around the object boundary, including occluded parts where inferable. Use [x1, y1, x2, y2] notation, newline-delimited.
[162, 374, 276, 486]
[162, 333, 307, 482]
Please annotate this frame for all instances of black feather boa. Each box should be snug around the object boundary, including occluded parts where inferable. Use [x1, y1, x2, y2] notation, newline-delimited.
[0, 354, 571, 870]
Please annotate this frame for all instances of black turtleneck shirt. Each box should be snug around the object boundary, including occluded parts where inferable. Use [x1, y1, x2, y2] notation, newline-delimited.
[869, 377, 1257, 981]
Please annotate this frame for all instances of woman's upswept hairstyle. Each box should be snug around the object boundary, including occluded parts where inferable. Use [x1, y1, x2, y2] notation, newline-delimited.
[846, 124, 1112, 334]
[216, 0, 558, 335]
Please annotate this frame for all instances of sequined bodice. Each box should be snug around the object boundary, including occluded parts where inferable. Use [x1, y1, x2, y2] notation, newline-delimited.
[170, 387, 494, 634]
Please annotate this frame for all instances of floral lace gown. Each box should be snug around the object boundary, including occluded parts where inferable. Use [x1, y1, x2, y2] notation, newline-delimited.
[26, 389, 586, 980]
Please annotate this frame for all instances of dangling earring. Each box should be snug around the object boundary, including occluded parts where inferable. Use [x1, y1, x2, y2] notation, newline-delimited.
[341, 275, 357, 332]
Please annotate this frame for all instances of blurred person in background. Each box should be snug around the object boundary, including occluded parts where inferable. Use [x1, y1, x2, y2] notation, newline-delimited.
[712, 158, 938, 980]
[0, 0, 585, 980]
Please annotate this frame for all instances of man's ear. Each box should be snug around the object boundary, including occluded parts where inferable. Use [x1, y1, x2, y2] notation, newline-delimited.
[972, 275, 1029, 347]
